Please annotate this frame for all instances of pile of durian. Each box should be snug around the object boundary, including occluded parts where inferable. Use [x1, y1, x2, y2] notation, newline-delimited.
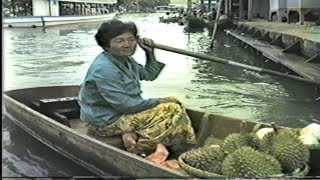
[180, 122, 320, 178]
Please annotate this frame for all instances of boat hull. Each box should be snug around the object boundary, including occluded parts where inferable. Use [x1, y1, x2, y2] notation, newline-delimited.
[2, 86, 186, 178]
[3, 13, 117, 28]
[3, 85, 320, 177]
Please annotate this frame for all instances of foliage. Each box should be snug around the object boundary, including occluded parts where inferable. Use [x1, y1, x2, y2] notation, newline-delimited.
[3, 0, 32, 8]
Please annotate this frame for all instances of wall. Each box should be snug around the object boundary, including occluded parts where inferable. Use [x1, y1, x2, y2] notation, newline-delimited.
[287, 0, 320, 8]
[270, 0, 287, 11]
[32, 0, 49, 16]
[32, 0, 60, 16]
[50, 0, 60, 16]
[252, 0, 269, 18]
[300, 0, 320, 8]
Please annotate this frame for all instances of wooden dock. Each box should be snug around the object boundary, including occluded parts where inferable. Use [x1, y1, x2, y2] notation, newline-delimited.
[226, 29, 320, 84]
[237, 20, 320, 43]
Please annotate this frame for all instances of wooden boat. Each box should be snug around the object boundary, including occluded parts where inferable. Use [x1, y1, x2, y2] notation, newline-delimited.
[155, 5, 179, 13]
[3, 85, 320, 178]
[184, 17, 206, 32]
[3, 13, 116, 28]
[159, 16, 181, 23]
[206, 19, 235, 35]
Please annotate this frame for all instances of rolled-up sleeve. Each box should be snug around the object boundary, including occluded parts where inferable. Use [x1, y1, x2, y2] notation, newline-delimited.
[138, 59, 165, 81]
[94, 72, 160, 114]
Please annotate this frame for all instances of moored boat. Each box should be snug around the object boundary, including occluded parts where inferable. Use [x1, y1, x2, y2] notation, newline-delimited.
[155, 5, 180, 13]
[206, 19, 234, 34]
[3, 85, 320, 178]
[3, 13, 117, 28]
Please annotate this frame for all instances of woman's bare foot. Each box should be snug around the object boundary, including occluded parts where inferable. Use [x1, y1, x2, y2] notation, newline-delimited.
[161, 160, 180, 169]
[145, 143, 169, 164]
[121, 132, 138, 151]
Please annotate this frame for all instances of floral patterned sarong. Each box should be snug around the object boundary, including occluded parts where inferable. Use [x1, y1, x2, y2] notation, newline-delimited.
[87, 103, 197, 151]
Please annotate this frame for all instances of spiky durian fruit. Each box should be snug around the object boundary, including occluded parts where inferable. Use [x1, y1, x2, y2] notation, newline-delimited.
[220, 133, 261, 154]
[222, 147, 282, 178]
[243, 133, 261, 149]
[260, 130, 310, 173]
[260, 130, 276, 149]
[220, 133, 249, 154]
[256, 128, 275, 139]
[183, 146, 225, 174]
[278, 128, 300, 136]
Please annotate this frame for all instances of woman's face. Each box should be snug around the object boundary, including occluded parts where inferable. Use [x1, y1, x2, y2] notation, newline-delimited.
[106, 32, 137, 58]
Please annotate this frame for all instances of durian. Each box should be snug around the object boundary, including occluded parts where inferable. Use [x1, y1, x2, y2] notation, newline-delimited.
[183, 146, 225, 174]
[220, 133, 248, 154]
[243, 133, 261, 149]
[222, 147, 282, 178]
[260, 130, 310, 173]
[221, 133, 260, 154]
[256, 128, 274, 139]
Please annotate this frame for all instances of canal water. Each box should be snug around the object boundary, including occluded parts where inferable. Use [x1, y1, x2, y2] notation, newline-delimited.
[3, 13, 320, 177]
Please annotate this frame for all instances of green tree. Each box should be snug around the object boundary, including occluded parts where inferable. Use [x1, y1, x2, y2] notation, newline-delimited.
[117, 0, 131, 6]
[155, 0, 170, 6]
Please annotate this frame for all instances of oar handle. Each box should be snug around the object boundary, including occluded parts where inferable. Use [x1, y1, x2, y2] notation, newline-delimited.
[153, 43, 320, 86]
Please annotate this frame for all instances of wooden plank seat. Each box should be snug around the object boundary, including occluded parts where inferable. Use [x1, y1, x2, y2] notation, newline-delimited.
[69, 119, 125, 149]
[39, 96, 78, 108]
[30, 97, 125, 148]
[30, 96, 80, 127]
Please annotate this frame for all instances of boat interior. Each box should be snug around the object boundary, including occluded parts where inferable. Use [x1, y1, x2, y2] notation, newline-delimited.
[4, 86, 320, 176]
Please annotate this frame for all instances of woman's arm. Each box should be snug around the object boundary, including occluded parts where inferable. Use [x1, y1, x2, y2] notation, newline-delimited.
[94, 71, 161, 114]
[136, 37, 165, 80]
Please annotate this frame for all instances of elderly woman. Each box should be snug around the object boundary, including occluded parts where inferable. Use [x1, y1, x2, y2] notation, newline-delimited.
[78, 20, 196, 161]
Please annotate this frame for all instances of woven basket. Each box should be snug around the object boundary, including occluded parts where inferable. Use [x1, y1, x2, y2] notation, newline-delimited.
[288, 163, 310, 177]
[178, 152, 226, 178]
[178, 150, 310, 178]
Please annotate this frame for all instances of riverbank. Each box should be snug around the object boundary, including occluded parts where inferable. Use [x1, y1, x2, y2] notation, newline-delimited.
[238, 20, 320, 43]
[225, 19, 320, 87]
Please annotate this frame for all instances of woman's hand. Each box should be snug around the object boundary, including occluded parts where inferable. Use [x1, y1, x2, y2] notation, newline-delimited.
[159, 96, 181, 105]
[137, 37, 154, 53]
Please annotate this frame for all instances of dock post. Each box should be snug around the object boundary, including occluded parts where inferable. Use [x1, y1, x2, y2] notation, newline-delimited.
[314, 85, 320, 101]
[269, 35, 284, 47]
[305, 53, 320, 63]
[248, 0, 253, 21]
[187, 0, 192, 15]
[257, 32, 271, 42]
[210, 0, 224, 47]
[239, 0, 244, 20]
[228, 0, 232, 18]
[40, 16, 45, 28]
[225, 0, 228, 16]
[252, 29, 262, 39]
[282, 40, 301, 54]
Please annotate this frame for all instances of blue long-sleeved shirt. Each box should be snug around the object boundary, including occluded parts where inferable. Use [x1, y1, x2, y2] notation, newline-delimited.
[78, 51, 165, 126]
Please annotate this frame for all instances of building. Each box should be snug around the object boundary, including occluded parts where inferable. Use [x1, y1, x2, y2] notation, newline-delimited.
[3, 0, 117, 17]
[239, 0, 320, 24]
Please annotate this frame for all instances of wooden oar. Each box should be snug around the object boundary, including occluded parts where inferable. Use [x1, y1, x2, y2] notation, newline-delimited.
[153, 43, 320, 86]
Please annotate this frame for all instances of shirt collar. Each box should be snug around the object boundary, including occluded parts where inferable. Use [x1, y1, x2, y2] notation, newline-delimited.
[103, 51, 136, 80]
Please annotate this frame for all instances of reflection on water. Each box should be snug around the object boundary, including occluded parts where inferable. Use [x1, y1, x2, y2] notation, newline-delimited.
[2, 116, 94, 177]
[3, 13, 319, 177]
